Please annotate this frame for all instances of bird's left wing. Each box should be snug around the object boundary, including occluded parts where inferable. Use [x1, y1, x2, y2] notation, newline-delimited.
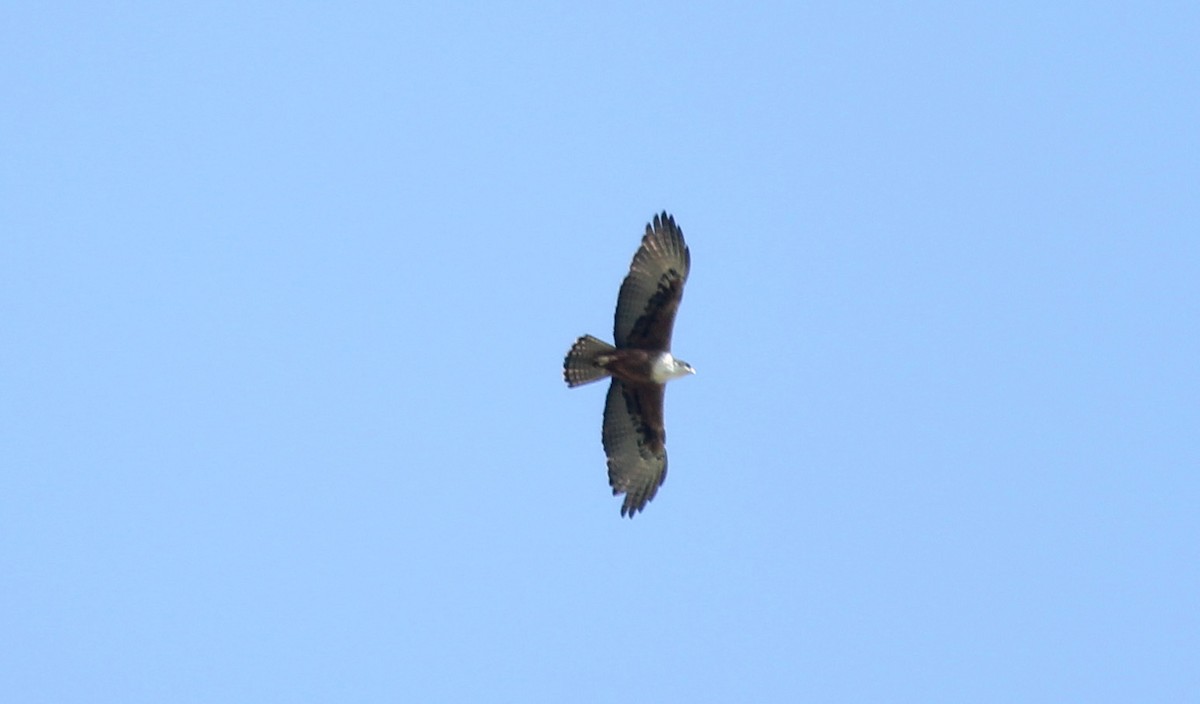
[602, 379, 668, 517]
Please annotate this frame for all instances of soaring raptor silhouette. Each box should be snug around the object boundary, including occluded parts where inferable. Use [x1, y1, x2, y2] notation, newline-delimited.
[563, 212, 694, 517]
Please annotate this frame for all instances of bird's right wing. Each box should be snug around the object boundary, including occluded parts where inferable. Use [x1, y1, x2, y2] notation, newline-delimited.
[613, 212, 690, 350]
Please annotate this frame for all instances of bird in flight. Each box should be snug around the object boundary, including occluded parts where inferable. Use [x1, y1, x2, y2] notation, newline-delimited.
[563, 212, 694, 517]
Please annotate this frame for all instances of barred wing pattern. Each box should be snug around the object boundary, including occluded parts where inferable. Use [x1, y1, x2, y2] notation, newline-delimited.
[613, 212, 691, 350]
[602, 380, 668, 517]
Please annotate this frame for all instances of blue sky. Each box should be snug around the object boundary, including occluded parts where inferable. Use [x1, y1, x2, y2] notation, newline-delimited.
[2, 3, 1196, 702]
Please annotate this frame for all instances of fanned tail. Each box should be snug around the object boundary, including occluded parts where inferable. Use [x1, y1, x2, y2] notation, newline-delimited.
[563, 335, 615, 388]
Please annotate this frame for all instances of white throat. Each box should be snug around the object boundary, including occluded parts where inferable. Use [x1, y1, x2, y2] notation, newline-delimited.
[650, 352, 693, 384]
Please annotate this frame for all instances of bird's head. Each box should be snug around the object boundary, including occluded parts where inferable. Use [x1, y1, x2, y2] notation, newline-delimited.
[653, 352, 696, 383]
[674, 359, 697, 378]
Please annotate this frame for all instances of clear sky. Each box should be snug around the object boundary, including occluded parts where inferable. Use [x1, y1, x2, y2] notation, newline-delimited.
[3, 3, 1196, 702]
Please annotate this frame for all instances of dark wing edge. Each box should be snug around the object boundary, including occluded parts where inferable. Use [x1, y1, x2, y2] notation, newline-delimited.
[602, 380, 668, 518]
[613, 212, 691, 350]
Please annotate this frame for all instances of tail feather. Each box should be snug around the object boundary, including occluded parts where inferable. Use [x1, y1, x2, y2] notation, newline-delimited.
[564, 335, 615, 387]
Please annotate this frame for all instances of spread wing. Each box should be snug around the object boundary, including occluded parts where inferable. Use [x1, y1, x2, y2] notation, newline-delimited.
[613, 212, 691, 350]
[602, 379, 668, 517]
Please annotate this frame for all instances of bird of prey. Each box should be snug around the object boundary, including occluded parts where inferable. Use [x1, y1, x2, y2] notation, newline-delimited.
[563, 212, 694, 517]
